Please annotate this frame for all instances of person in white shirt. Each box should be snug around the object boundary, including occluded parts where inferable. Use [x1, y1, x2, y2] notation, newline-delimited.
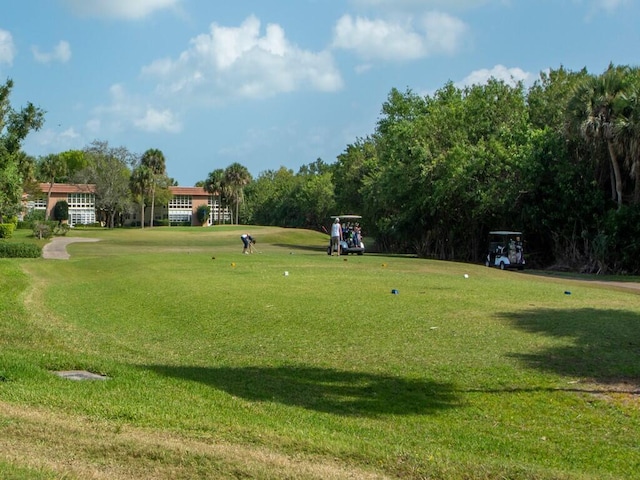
[330, 218, 342, 256]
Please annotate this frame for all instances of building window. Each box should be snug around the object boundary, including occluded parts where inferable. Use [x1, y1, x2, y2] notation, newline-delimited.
[169, 195, 192, 223]
[67, 193, 96, 225]
[28, 197, 47, 211]
[169, 195, 192, 208]
[67, 192, 95, 208]
[69, 209, 96, 226]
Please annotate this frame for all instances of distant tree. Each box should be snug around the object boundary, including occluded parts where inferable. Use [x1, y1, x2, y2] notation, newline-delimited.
[196, 204, 211, 226]
[204, 168, 227, 224]
[52, 200, 69, 223]
[0, 78, 45, 222]
[332, 138, 378, 216]
[565, 65, 631, 209]
[140, 148, 166, 227]
[129, 164, 154, 228]
[59, 150, 88, 180]
[297, 171, 335, 227]
[15, 151, 39, 198]
[245, 167, 297, 226]
[224, 163, 252, 224]
[527, 66, 590, 132]
[297, 158, 331, 176]
[78, 140, 135, 228]
[38, 154, 67, 219]
[614, 77, 640, 203]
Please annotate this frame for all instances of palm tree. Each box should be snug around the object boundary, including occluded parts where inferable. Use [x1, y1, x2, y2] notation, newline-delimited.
[140, 148, 166, 227]
[614, 80, 640, 203]
[130, 164, 153, 228]
[204, 168, 226, 224]
[38, 154, 67, 220]
[224, 163, 252, 224]
[566, 65, 630, 209]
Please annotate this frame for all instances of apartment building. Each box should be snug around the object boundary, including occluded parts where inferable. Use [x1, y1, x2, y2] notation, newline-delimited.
[27, 183, 231, 226]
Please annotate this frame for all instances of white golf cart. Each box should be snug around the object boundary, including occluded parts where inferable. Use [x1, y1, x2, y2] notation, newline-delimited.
[485, 231, 525, 270]
[327, 215, 365, 255]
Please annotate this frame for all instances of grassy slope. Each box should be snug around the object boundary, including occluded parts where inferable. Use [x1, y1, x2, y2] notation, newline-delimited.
[1, 226, 639, 479]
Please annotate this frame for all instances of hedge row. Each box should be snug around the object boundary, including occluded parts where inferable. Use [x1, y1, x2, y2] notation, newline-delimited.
[0, 242, 42, 258]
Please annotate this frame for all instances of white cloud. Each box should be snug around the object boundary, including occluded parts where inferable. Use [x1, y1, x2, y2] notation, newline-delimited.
[92, 83, 181, 134]
[86, 119, 101, 135]
[0, 29, 16, 65]
[60, 127, 80, 140]
[332, 12, 467, 61]
[142, 15, 343, 101]
[351, 0, 496, 10]
[421, 11, 468, 55]
[25, 126, 82, 154]
[458, 64, 534, 88]
[32, 41, 72, 64]
[134, 108, 182, 133]
[62, 0, 181, 19]
[589, 0, 630, 13]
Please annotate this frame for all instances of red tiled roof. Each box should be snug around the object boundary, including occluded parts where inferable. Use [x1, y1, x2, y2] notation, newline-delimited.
[36, 183, 212, 196]
[38, 183, 96, 194]
[170, 186, 209, 196]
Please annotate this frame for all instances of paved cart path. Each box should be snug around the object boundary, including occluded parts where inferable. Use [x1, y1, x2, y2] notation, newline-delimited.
[42, 237, 100, 260]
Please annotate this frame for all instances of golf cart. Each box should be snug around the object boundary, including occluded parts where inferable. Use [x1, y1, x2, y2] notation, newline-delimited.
[485, 231, 525, 270]
[327, 215, 365, 255]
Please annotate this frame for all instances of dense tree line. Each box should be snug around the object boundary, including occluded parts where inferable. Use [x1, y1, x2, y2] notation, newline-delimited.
[242, 64, 640, 273]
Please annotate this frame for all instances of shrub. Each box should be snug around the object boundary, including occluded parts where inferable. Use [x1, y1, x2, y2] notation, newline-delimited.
[196, 205, 211, 226]
[0, 223, 16, 239]
[33, 222, 54, 240]
[53, 200, 69, 223]
[0, 242, 42, 258]
[74, 222, 102, 228]
[54, 223, 70, 236]
[19, 210, 46, 229]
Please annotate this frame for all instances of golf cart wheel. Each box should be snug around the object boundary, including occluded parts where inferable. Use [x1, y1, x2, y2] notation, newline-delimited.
[485, 260, 490, 267]
[500, 261, 506, 270]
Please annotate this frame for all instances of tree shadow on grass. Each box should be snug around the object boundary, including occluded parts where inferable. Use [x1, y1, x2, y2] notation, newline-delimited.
[272, 243, 327, 253]
[499, 308, 640, 386]
[146, 364, 459, 417]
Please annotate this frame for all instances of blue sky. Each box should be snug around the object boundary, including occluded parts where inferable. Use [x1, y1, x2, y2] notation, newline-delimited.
[2, 0, 638, 186]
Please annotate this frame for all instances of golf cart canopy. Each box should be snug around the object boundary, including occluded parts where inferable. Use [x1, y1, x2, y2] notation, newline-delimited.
[489, 230, 522, 236]
[331, 215, 362, 220]
[486, 231, 525, 270]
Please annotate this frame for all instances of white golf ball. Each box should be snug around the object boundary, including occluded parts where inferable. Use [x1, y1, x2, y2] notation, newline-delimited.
[284, 271, 289, 276]
[464, 274, 469, 279]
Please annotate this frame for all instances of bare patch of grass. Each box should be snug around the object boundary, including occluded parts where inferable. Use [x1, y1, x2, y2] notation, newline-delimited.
[0, 402, 390, 480]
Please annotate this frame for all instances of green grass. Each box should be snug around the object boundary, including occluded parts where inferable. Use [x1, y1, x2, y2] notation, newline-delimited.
[1, 226, 639, 479]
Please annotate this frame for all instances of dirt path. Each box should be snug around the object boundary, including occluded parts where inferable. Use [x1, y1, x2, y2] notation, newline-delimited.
[42, 237, 101, 260]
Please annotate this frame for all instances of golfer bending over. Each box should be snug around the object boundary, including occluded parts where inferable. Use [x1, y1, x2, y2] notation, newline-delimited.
[241, 233, 254, 254]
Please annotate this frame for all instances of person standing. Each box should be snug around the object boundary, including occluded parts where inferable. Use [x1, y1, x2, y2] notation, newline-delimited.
[330, 217, 342, 256]
[241, 233, 254, 254]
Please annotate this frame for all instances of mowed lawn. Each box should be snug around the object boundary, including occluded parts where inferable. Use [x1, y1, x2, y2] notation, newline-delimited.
[1, 226, 639, 479]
